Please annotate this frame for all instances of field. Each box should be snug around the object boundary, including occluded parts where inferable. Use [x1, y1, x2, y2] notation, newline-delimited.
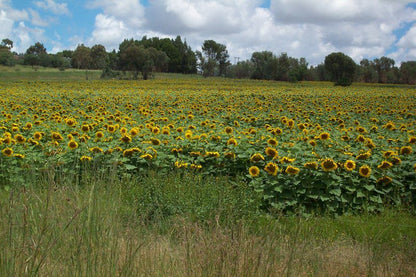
[0, 72, 416, 275]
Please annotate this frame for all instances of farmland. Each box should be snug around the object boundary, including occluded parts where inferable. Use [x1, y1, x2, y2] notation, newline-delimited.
[1, 75, 416, 275]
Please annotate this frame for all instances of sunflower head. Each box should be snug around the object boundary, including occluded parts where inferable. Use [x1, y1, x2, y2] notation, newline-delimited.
[377, 160, 393, 170]
[321, 158, 338, 171]
[68, 140, 78, 150]
[359, 165, 371, 178]
[319, 132, 330, 140]
[265, 147, 278, 158]
[285, 165, 300, 175]
[400, 146, 412, 155]
[304, 161, 318, 170]
[377, 176, 393, 185]
[227, 138, 238, 146]
[250, 153, 265, 163]
[249, 166, 260, 177]
[344, 160, 356, 171]
[1, 147, 13, 157]
[264, 162, 279, 176]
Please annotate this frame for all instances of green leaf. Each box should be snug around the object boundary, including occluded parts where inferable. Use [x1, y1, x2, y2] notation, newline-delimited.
[363, 184, 375, 191]
[370, 195, 383, 204]
[356, 191, 365, 198]
[124, 164, 137, 170]
[329, 188, 342, 197]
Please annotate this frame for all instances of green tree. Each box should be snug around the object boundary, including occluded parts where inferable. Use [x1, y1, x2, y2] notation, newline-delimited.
[71, 44, 91, 69]
[1, 38, 13, 50]
[0, 38, 15, 66]
[197, 40, 230, 77]
[24, 42, 47, 68]
[400, 61, 416, 85]
[90, 44, 108, 69]
[324, 52, 356, 86]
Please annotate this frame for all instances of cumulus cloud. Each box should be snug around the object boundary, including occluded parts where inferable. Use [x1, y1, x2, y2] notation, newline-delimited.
[34, 0, 70, 15]
[88, 0, 145, 28]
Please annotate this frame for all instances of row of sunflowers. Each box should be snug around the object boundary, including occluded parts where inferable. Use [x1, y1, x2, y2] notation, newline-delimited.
[0, 78, 415, 214]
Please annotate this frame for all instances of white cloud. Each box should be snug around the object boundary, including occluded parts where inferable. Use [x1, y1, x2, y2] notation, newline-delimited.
[34, 0, 70, 15]
[29, 9, 49, 27]
[88, 0, 145, 28]
[89, 13, 134, 49]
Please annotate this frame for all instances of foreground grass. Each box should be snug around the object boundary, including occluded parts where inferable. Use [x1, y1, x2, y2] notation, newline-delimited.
[0, 170, 415, 276]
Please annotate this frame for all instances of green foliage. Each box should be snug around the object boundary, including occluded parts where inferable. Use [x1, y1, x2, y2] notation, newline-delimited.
[324, 52, 356, 86]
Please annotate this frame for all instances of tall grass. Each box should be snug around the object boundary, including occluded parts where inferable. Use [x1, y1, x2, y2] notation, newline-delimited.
[0, 169, 415, 276]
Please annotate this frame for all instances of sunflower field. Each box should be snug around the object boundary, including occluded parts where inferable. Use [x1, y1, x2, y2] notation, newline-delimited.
[0, 78, 415, 214]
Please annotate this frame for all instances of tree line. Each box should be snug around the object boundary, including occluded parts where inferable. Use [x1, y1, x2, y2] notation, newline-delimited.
[1, 37, 415, 85]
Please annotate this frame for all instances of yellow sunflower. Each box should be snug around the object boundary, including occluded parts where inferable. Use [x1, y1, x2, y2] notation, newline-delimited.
[68, 140, 78, 150]
[321, 158, 338, 171]
[359, 165, 371, 178]
[249, 166, 260, 177]
[285, 165, 300, 175]
[264, 162, 279, 176]
[1, 147, 13, 157]
[344, 160, 356, 171]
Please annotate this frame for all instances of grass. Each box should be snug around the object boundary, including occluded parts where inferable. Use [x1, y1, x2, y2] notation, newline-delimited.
[0, 169, 415, 276]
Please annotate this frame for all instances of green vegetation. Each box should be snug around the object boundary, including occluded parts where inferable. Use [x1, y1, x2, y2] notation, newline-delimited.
[1, 170, 415, 276]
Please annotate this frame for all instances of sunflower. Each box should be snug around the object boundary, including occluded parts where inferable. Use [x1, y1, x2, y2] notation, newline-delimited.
[249, 166, 260, 177]
[377, 176, 393, 185]
[267, 138, 278, 146]
[344, 160, 356, 171]
[107, 125, 116, 133]
[65, 118, 77, 127]
[1, 147, 13, 157]
[171, 148, 182, 154]
[161, 128, 170, 135]
[409, 137, 416, 144]
[24, 122, 33, 130]
[89, 147, 103, 153]
[390, 156, 401, 165]
[264, 162, 279, 176]
[13, 153, 25, 159]
[359, 165, 371, 178]
[383, 150, 397, 159]
[280, 156, 295, 164]
[81, 124, 90, 132]
[140, 153, 153, 160]
[80, 155, 92, 162]
[356, 151, 371, 160]
[152, 127, 160, 135]
[225, 126, 233, 134]
[205, 151, 220, 158]
[308, 140, 317, 147]
[321, 158, 338, 171]
[224, 151, 235, 159]
[14, 134, 26, 144]
[151, 138, 161, 146]
[120, 135, 132, 143]
[319, 132, 330, 140]
[377, 160, 393, 170]
[68, 140, 78, 150]
[285, 165, 300, 175]
[227, 138, 238, 146]
[250, 153, 265, 163]
[304, 161, 318, 170]
[130, 127, 140, 137]
[265, 147, 278, 158]
[51, 132, 63, 141]
[95, 131, 104, 139]
[399, 146, 412, 155]
[273, 128, 283, 136]
[355, 135, 365, 143]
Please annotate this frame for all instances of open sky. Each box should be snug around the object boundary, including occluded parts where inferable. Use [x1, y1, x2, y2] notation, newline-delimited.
[1, 0, 416, 64]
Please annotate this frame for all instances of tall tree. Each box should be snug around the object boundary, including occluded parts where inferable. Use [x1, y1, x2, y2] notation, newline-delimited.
[324, 52, 356, 86]
[197, 40, 230, 77]
[90, 44, 108, 69]
[71, 44, 91, 69]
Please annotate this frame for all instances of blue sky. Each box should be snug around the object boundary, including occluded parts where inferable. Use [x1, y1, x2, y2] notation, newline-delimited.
[1, 0, 416, 64]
